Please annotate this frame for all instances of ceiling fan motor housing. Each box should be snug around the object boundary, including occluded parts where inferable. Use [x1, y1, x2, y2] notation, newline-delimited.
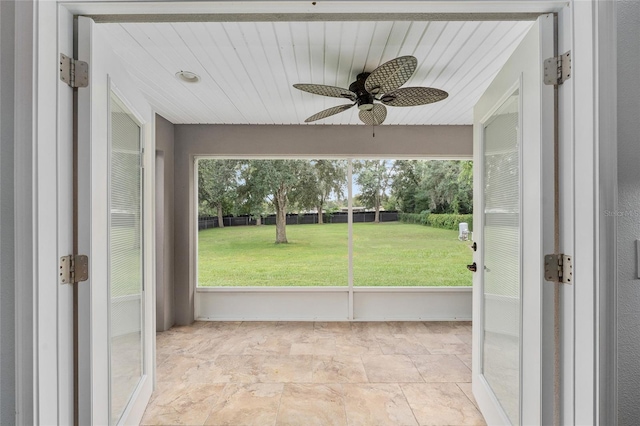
[349, 73, 375, 111]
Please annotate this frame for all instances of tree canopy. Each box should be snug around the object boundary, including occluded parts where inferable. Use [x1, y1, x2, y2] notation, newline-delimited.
[354, 160, 392, 223]
[389, 160, 473, 214]
[198, 159, 239, 228]
[198, 159, 472, 240]
[240, 159, 315, 243]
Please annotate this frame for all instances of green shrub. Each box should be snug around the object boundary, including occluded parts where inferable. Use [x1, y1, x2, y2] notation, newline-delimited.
[401, 212, 472, 231]
[399, 211, 430, 225]
[426, 214, 473, 231]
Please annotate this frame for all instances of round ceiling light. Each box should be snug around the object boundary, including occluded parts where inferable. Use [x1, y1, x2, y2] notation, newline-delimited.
[175, 70, 200, 83]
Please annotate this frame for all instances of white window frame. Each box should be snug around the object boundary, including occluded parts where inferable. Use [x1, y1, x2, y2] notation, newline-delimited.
[193, 156, 474, 322]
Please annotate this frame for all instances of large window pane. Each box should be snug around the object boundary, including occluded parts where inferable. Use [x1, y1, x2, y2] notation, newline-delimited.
[197, 159, 348, 286]
[352, 159, 473, 287]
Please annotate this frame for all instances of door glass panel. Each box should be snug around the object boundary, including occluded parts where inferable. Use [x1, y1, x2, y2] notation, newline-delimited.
[109, 93, 143, 424]
[482, 89, 520, 424]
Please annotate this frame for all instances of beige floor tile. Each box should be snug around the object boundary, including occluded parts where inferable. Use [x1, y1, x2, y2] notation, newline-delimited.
[314, 322, 353, 337]
[258, 355, 314, 383]
[402, 383, 486, 426]
[204, 383, 283, 426]
[456, 383, 479, 409]
[343, 383, 418, 426]
[335, 334, 383, 356]
[457, 353, 472, 369]
[387, 322, 431, 335]
[140, 382, 225, 425]
[242, 336, 292, 355]
[211, 333, 269, 355]
[290, 337, 337, 355]
[335, 344, 383, 357]
[155, 351, 171, 367]
[351, 321, 391, 336]
[156, 354, 202, 383]
[337, 332, 380, 345]
[413, 333, 471, 355]
[187, 332, 244, 358]
[151, 321, 482, 425]
[237, 321, 279, 332]
[156, 332, 204, 357]
[361, 354, 423, 383]
[275, 321, 315, 341]
[182, 355, 264, 384]
[276, 383, 347, 426]
[376, 333, 431, 355]
[312, 355, 368, 383]
[455, 332, 473, 346]
[192, 321, 242, 334]
[410, 354, 471, 383]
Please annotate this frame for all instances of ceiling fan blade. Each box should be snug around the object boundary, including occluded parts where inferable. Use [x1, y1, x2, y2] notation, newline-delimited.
[304, 103, 355, 123]
[359, 104, 387, 125]
[364, 56, 418, 95]
[293, 84, 356, 101]
[380, 87, 448, 107]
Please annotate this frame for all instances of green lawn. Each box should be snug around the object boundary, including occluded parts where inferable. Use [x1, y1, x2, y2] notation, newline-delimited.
[198, 222, 472, 287]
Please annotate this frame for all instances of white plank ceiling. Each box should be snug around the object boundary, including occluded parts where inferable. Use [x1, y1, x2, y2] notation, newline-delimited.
[101, 20, 533, 125]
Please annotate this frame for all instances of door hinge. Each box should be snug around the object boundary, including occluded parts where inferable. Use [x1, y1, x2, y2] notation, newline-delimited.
[544, 254, 573, 284]
[60, 255, 89, 284]
[60, 54, 89, 88]
[543, 51, 571, 86]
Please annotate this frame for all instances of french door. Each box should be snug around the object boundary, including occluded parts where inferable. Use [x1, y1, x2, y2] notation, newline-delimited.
[472, 14, 554, 425]
[77, 16, 155, 425]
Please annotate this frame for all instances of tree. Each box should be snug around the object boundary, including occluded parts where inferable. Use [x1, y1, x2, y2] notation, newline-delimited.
[241, 159, 314, 243]
[454, 160, 473, 214]
[389, 160, 473, 214]
[295, 160, 347, 224]
[354, 160, 392, 223]
[415, 161, 473, 214]
[390, 160, 423, 213]
[198, 159, 239, 228]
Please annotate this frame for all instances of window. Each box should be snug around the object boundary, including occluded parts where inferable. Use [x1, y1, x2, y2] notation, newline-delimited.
[196, 158, 472, 288]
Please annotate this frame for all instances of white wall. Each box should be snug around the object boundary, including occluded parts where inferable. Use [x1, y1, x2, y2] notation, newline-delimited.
[617, 1, 640, 423]
[0, 0, 16, 424]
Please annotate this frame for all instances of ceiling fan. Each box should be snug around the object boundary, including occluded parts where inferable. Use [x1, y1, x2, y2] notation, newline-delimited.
[293, 56, 448, 125]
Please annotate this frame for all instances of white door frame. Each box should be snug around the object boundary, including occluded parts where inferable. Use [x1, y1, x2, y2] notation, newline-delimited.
[13, 0, 615, 424]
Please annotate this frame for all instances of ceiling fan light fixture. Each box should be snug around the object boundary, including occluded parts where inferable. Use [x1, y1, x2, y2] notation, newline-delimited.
[358, 103, 374, 111]
[175, 70, 200, 83]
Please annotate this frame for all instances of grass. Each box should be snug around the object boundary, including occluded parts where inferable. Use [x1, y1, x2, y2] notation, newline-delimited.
[198, 222, 473, 287]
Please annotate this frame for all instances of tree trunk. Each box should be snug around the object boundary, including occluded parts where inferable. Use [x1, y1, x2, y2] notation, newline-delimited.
[217, 203, 225, 228]
[317, 205, 324, 224]
[275, 188, 288, 243]
[255, 216, 261, 226]
[374, 195, 380, 223]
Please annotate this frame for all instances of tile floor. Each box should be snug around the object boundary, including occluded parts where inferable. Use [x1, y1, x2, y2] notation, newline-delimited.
[141, 321, 486, 426]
